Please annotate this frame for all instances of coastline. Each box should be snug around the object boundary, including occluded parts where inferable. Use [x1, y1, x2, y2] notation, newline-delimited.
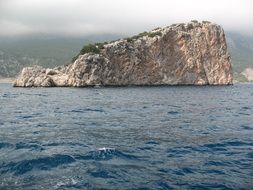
[0, 78, 251, 86]
[0, 78, 14, 84]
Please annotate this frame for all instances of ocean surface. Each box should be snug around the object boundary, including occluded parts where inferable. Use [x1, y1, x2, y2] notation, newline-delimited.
[0, 83, 253, 190]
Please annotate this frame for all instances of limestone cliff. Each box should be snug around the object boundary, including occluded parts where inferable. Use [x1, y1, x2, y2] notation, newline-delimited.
[13, 21, 233, 87]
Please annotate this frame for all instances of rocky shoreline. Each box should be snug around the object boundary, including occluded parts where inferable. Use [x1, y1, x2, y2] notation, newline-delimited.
[13, 21, 233, 87]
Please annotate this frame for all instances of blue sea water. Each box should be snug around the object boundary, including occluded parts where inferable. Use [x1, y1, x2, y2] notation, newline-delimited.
[0, 83, 253, 190]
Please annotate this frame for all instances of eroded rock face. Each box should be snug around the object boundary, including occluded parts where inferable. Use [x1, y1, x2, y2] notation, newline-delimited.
[13, 21, 233, 87]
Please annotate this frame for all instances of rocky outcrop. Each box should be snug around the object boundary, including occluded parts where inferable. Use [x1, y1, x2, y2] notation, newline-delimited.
[241, 68, 253, 81]
[13, 21, 233, 87]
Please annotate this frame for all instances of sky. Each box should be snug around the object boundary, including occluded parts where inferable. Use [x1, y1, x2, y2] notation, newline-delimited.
[0, 0, 252, 37]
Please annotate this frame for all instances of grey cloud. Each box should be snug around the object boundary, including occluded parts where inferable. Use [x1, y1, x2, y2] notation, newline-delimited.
[0, 0, 252, 37]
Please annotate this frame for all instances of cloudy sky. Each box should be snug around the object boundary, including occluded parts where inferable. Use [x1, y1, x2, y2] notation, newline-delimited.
[0, 0, 252, 37]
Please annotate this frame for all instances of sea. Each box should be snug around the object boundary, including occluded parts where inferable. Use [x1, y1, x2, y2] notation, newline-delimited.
[0, 83, 253, 190]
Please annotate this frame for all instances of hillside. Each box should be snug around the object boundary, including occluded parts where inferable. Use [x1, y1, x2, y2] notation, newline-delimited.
[0, 50, 22, 78]
[0, 34, 122, 78]
[226, 32, 253, 72]
[226, 32, 253, 81]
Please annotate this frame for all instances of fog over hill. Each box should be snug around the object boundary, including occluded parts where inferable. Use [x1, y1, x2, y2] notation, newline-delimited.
[226, 33, 253, 72]
[0, 34, 123, 78]
[0, 0, 252, 81]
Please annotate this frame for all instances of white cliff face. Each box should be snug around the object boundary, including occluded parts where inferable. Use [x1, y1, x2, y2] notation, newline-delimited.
[13, 21, 233, 87]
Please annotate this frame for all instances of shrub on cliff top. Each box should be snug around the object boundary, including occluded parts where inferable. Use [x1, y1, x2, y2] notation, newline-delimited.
[126, 31, 162, 42]
[72, 44, 100, 62]
[126, 38, 133, 43]
[95, 42, 107, 49]
[148, 31, 162, 38]
[80, 44, 100, 55]
[132, 31, 149, 40]
[72, 28, 163, 63]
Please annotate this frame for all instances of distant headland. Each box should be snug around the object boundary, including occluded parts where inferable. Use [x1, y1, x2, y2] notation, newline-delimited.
[13, 21, 233, 87]
[0, 78, 14, 84]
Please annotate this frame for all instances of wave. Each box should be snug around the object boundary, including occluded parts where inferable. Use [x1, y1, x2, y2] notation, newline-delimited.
[69, 108, 105, 113]
[74, 148, 139, 161]
[0, 142, 13, 149]
[0, 154, 75, 175]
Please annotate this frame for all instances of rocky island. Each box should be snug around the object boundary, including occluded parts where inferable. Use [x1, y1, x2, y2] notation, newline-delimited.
[13, 21, 233, 87]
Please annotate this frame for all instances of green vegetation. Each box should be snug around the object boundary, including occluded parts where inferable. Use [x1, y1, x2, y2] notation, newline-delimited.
[131, 31, 149, 40]
[72, 44, 102, 62]
[71, 29, 164, 62]
[80, 44, 100, 54]
[95, 42, 109, 49]
[71, 55, 79, 63]
[124, 31, 162, 43]
[148, 31, 162, 38]
[126, 38, 133, 43]
[109, 39, 121, 44]
[72, 30, 163, 62]
[153, 27, 161, 31]
[233, 73, 249, 83]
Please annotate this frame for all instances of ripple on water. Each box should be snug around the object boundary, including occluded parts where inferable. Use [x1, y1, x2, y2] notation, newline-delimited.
[205, 160, 232, 167]
[166, 148, 192, 157]
[167, 111, 180, 115]
[0, 142, 13, 149]
[0, 154, 75, 175]
[241, 106, 251, 110]
[241, 125, 253, 130]
[75, 148, 139, 161]
[69, 108, 105, 113]
[87, 167, 116, 179]
[225, 141, 253, 147]
[1, 84, 253, 189]
[15, 142, 44, 151]
[202, 143, 228, 151]
[16, 115, 34, 119]
[0, 142, 45, 151]
[145, 141, 160, 145]
[246, 152, 253, 159]
[205, 169, 226, 175]
[189, 184, 235, 190]
[2, 93, 19, 98]
[42, 142, 87, 147]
